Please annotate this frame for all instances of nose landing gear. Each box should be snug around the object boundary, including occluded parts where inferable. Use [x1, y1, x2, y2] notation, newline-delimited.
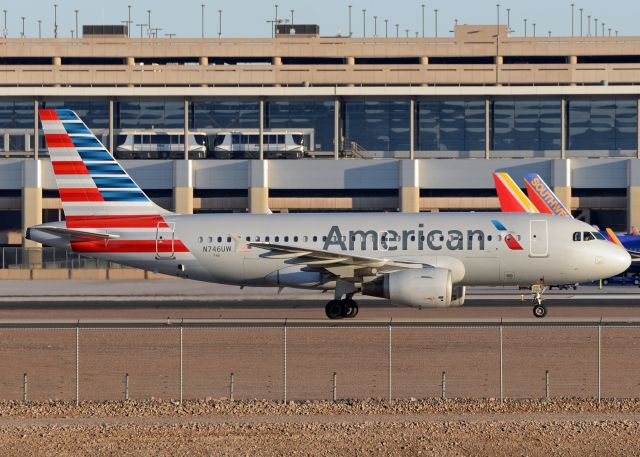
[531, 285, 547, 318]
[325, 297, 359, 319]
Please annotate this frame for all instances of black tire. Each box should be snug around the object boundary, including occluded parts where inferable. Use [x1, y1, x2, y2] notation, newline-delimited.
[533, 304, 547, 318]
[325, 300, 344, 320]
[343, 299, 358, 318]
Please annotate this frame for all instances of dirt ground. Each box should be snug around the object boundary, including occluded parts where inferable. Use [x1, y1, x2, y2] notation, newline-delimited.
[0, 399, 638, 456]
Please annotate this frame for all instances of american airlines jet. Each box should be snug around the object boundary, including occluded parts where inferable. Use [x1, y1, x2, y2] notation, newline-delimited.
[26, 110, 630, 319]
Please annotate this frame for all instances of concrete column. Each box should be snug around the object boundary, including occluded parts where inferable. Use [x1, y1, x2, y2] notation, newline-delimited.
[22, 160, 42, 258]
[569, 55, 577, 64]
[33, 99, 39, 160]
[126, 56, 135, 65]
[249, 160, 269, 214]
[409, 98, 415, 160]
[173, 160, 193, 214]
[183, 99, 189, 160]
[628, 160, 640, 231]
[569, 55, 577, 86]
[272, 56, 282, 65]
[52, 56, 61, 66]
[199, 56, 209, 65]
[561, 97, 567, 159]
[485, 97, 491, 159]
[399, 159, 420, 213]
[420, 56, 429, 65]
[259, 99, 265, 160]
[552, 159, 572, 214]
[334, 98, 340, 160]
[108, 98, 114, 154]
[346, 56, 355, 65]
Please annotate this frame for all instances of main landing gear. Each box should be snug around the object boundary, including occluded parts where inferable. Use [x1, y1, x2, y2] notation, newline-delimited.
[531, 285, 547, 318]
[325, 298, 359, 319]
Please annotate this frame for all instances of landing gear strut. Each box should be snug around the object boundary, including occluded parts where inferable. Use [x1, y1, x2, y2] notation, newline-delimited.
[325, 298, 359, 319]
[531, 285, 547, 318]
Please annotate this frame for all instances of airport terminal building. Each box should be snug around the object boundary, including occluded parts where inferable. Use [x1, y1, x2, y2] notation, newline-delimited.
[1, 24, 640, 249]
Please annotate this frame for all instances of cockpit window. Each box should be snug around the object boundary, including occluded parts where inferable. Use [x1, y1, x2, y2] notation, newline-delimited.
[592, 231, 606, 240]
[583, 232, 595, 241]
[573, 232, 581, 241]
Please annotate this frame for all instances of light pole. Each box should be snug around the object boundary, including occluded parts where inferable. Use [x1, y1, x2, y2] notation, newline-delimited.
[201, 4, 205, 38]
[421, 3, 425, 37]
[548, 30, 551, 38]
[128, 5, 131, 37]
[395, 23, 399, 38]
[594, 18, 598, 37]
[580, 8, 583, 36]
[147, 10, 151, 38]
[54, 3, 58, 38]
[38, 19, 41, 38]
[290, 9, 294, 25]
[75, 9, 79, 39]
[405, 29, 409, 38]
[524, 18, 527, 37]
[587, 15, 590, 36]
[533, 22, 536, 37]
[2, 10, 6, 38]
[275, 4, 278, 28]
[136, 23, 147, 39]
[362, 9, 366, 37]
[434, 9, 438, 38]
[571, 3, 574, 37]
[506, 8, 510, 33]
[608, 28, 611, 37]
[602, 22, 605, 37]
[385, 19, 388, 38]
[20, 17, 24, 38]
[374, 16, 377, 37]
[218, 10, 222, 38]
[348, 5, 352, 37]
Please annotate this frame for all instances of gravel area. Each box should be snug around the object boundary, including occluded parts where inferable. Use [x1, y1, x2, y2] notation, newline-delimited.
[0, 399, 638, 456]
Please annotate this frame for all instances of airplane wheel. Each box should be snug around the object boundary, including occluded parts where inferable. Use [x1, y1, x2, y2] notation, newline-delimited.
[533, 304, 547, 318]
[325, 300, 344, 319]
[343, 299, 358, 318]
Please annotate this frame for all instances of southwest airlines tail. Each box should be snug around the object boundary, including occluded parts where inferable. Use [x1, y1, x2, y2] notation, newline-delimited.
[39, 109, 170, 228]
[524, 173, 572, 218]
[492, 172, 539, 213]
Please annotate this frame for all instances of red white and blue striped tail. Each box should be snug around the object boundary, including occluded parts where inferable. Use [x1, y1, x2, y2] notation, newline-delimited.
[39, 109, 171, 228]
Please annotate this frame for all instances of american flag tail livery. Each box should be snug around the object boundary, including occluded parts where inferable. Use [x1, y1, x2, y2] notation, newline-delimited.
[493, 172, 539, 213]
[38, 109, 188, 256]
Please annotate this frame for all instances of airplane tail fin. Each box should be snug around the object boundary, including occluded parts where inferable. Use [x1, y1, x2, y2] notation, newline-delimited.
[524, 173, 572, 218]
[605, 227, 624, 247]
[39, 109, 171, 228]
[493, 172, 539, 213]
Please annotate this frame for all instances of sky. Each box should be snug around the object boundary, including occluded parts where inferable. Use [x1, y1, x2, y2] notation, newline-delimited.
[0, 0, 637, 39]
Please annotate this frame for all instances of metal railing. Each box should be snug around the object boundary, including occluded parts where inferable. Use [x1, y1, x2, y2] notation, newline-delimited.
[0, 318, 638, 403]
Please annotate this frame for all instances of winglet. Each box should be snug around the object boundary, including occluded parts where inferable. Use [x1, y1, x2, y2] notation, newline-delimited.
[493, 172, 539, 213]
[605, 228, 624, 247]
[524, 173, 572, 218]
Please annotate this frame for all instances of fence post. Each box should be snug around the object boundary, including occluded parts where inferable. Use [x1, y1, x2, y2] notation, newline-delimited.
[545, 370, 549, 400]
[441, 371, 446, 400]
[332, 372, 337, 402]
[598, 322, 602, 403]
[283, 320, 288, 403]
[388, 319, 392, 402]
[124, 373, 129, 401]
[75, 321, 79, 406]
[179, 319, 184, 405]
[499, 321, 503, 403]
[229, 373, 234, 401]
[23, 373, 27, 402]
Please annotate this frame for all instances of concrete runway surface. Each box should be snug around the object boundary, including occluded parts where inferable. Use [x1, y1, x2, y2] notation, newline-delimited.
[0, 280, 638, 402]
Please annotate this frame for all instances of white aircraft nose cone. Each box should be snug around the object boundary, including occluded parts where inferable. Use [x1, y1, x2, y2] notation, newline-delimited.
[606, 244, 632, 276]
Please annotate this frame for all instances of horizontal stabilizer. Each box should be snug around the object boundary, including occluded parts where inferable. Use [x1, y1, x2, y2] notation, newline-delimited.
[38, 226, 120, 241]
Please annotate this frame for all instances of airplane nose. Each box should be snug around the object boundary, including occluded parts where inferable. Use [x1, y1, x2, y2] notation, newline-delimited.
[605, 244, 631, 277]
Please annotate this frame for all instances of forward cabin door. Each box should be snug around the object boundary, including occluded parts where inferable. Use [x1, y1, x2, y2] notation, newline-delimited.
[529, 220, 549, 257]
[155, 221, 175, 259]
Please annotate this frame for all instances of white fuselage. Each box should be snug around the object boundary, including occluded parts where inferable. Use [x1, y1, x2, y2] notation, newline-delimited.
[29, 212, 631, 289]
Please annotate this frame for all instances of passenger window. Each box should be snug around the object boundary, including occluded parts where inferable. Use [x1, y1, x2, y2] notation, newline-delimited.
[573, 232, 581, 241]
[245, 236, 250, 242]
[265, 236, 270, 242]
[217, 236, 222, 243]
[294, 236, 299, 242]
[487, 235, 492, 241]
[255, 236, 261, 242]
[275, 236, 280, 242]
[227, 236, 232, 243]
[198, 236, 203, 243]
[303, 236, 308, 242]
[322, 236, 326, 241]
[313, 236, 318, 242]
[410, 235, 415, 242]
[207, 237, 213, 243]
[284, 236, 289, 242]
[583, 232, 595, 241]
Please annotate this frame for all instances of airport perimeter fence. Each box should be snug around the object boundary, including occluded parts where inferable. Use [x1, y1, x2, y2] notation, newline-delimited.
[1, 319, 640, 404]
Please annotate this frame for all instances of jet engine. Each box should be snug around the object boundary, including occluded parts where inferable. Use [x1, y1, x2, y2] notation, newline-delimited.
[362, 267, 457, 308]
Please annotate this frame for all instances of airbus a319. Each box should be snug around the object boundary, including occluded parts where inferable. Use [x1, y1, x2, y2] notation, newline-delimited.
[27, 110, 631, 319]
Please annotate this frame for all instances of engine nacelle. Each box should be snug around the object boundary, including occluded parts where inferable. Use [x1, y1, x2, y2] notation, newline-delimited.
[362, 267, 454, 308]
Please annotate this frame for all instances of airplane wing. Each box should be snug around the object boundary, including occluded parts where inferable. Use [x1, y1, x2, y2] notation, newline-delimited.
[37, 226, 120, 241]
[248, 242, 424, 280]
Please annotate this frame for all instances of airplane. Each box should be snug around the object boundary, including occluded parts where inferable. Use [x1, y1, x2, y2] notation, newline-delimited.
[26, 109, 631, 319]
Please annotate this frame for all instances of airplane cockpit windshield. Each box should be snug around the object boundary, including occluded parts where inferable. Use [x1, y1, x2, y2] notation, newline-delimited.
[574, 231, 607, 242]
